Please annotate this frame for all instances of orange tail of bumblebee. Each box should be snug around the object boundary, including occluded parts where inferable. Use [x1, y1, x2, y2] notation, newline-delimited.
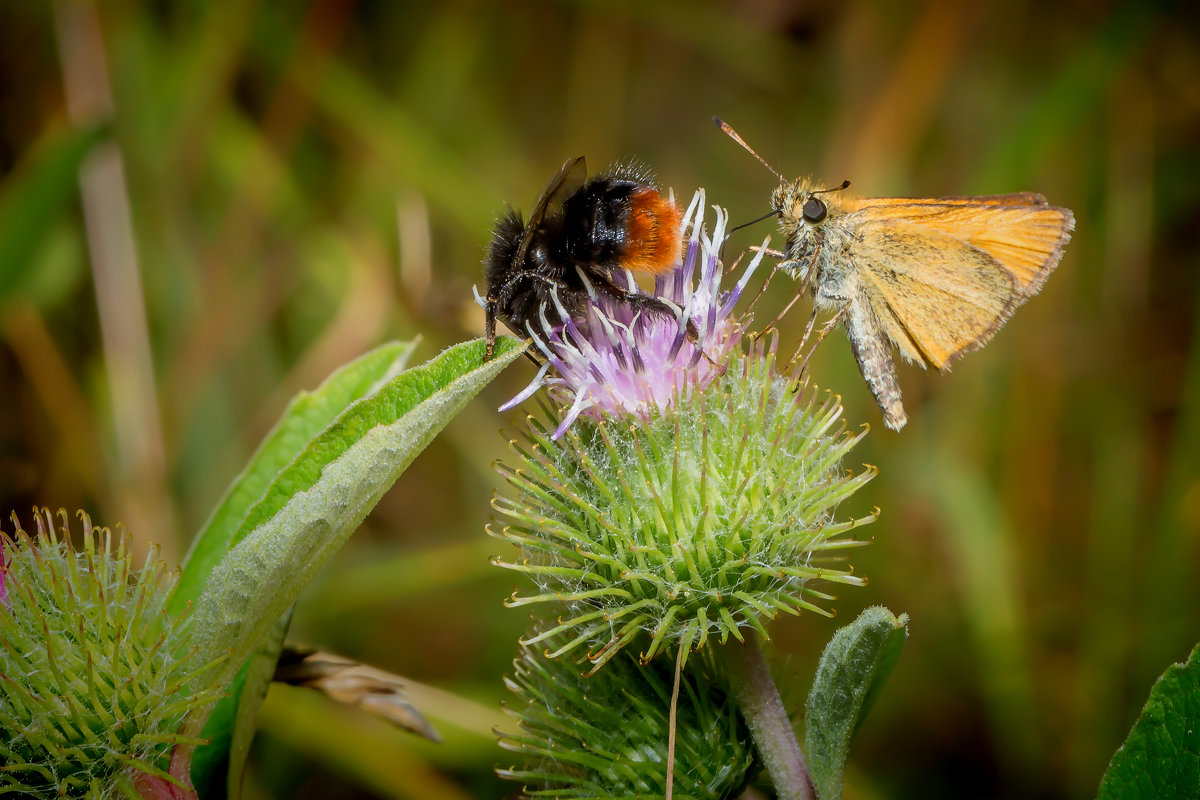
[620, 188, 683, 274]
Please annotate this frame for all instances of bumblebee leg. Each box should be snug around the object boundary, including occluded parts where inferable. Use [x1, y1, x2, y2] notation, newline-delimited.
[484, 298, 497, 361]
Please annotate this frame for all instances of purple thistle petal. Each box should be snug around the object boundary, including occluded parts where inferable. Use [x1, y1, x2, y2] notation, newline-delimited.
[722, 239, 769, 317]
[499, 361, 552, 412]
[554, 392, 594, 439]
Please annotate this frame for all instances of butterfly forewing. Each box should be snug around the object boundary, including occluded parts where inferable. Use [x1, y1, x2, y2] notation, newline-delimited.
[854, 221, 1022, 370]
[846, 196, 1074, 294]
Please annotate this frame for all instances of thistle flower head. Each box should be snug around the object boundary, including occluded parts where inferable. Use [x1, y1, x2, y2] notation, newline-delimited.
[501, 190, 766, 438]
[491, 192, 878, 670]
[489, 184, 882, 798]
[498, 633, 755, 799]
[0, 509, 217, 799]
[494, 341, 876, 671]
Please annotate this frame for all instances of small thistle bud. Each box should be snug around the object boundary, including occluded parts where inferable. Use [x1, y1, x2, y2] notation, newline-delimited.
[0, 509, 217, 798]
[498, 631, 756, 799]
[490, 194, 877, 672]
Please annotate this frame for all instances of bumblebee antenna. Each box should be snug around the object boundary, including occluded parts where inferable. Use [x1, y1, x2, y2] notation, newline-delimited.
[713, 117, 785, 182]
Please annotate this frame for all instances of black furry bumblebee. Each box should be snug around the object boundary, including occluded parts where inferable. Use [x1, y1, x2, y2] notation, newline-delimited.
[482, 157, 684, 359]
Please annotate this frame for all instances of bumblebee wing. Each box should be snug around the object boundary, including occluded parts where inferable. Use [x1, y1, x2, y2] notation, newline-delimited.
[851, 220, 1024, 371]
[845, 196, 1074, 294]
[514, 156, 587, 266]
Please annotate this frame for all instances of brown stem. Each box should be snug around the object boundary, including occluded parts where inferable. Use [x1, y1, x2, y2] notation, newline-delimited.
[665, 643, 684, 800]
[721, 634, 815, 800]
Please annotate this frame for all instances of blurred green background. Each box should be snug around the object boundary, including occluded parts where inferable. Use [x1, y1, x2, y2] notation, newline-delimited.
[2, 0, 1197, 797]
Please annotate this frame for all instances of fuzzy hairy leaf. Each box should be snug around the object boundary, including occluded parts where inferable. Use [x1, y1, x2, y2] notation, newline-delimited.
[184, 337, 523, 795]
[183, 342, 419, 799]
[804, 606, 908, 800]
[172, 340, 419, 614]
[189, 337, 523, 682]
[190, 611, 294, 800]
[1096, 644, 1200, 800]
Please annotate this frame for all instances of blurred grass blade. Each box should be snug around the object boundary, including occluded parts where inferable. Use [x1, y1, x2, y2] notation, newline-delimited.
[1145, 281, 1200, 681]
[1096, 644, 1200, 800]
[970, 4, 1149, 189]
[188, 335, 524, 690]
[256, 687, 479, 800]
[901, 447, 1039, 766]
[0, 123, 105, 303]
[250, 6, 493, 231]
[805, 606, 909, 800]
[171, 339, 420, 614]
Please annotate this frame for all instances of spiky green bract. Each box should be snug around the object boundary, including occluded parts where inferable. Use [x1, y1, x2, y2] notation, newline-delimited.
[492, 344, 877, 673]
[498, 633, 755, 799]
[0, 509, 218, 799]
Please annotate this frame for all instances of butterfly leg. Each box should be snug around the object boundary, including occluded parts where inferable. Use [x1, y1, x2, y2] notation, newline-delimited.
[742, 260, 777, 321]
[785, 301, 849, 380]
[758, 236, 824, 340]
[761, 290, 805, 337]
[774, 258, 816, 293]
[744, 276, 775, 324]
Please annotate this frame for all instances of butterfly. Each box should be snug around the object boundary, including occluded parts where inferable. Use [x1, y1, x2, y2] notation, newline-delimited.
[717, 117, 1075, 430]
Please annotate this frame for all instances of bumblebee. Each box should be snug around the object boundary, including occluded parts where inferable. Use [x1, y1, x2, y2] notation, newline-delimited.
[483, 157, 683, 359]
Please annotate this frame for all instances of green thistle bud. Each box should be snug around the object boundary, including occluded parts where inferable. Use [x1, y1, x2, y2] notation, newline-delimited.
[491, 343, 877, 673]
[0, 509, 217, 799]
[498, 632, 756, 799]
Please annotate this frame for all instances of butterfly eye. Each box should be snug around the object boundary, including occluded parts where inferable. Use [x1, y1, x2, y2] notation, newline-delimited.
[802, 196, 827, 223]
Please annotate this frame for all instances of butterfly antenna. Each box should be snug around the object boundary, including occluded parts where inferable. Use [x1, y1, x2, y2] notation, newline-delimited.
[727, 208, 776, 235]
[713, 117, 785, 182]
[812, 180, 852, 195]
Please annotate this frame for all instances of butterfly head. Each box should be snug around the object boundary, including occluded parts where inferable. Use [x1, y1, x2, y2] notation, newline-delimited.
[771, 178, 851, 233]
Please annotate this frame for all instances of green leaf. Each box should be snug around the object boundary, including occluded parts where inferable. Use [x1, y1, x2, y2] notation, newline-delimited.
[191, 609, 294, 800]
[189, 336, 524, 690]
[183, 341, 424, 799]
[171, 339, 420, 615]
[226, 610, 295, 798]
[1096, 644, 1200, 800]
[804, 606, 909, 800]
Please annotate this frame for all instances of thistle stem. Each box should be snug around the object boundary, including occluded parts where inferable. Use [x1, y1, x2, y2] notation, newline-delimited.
[722, 633, 815, 800]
